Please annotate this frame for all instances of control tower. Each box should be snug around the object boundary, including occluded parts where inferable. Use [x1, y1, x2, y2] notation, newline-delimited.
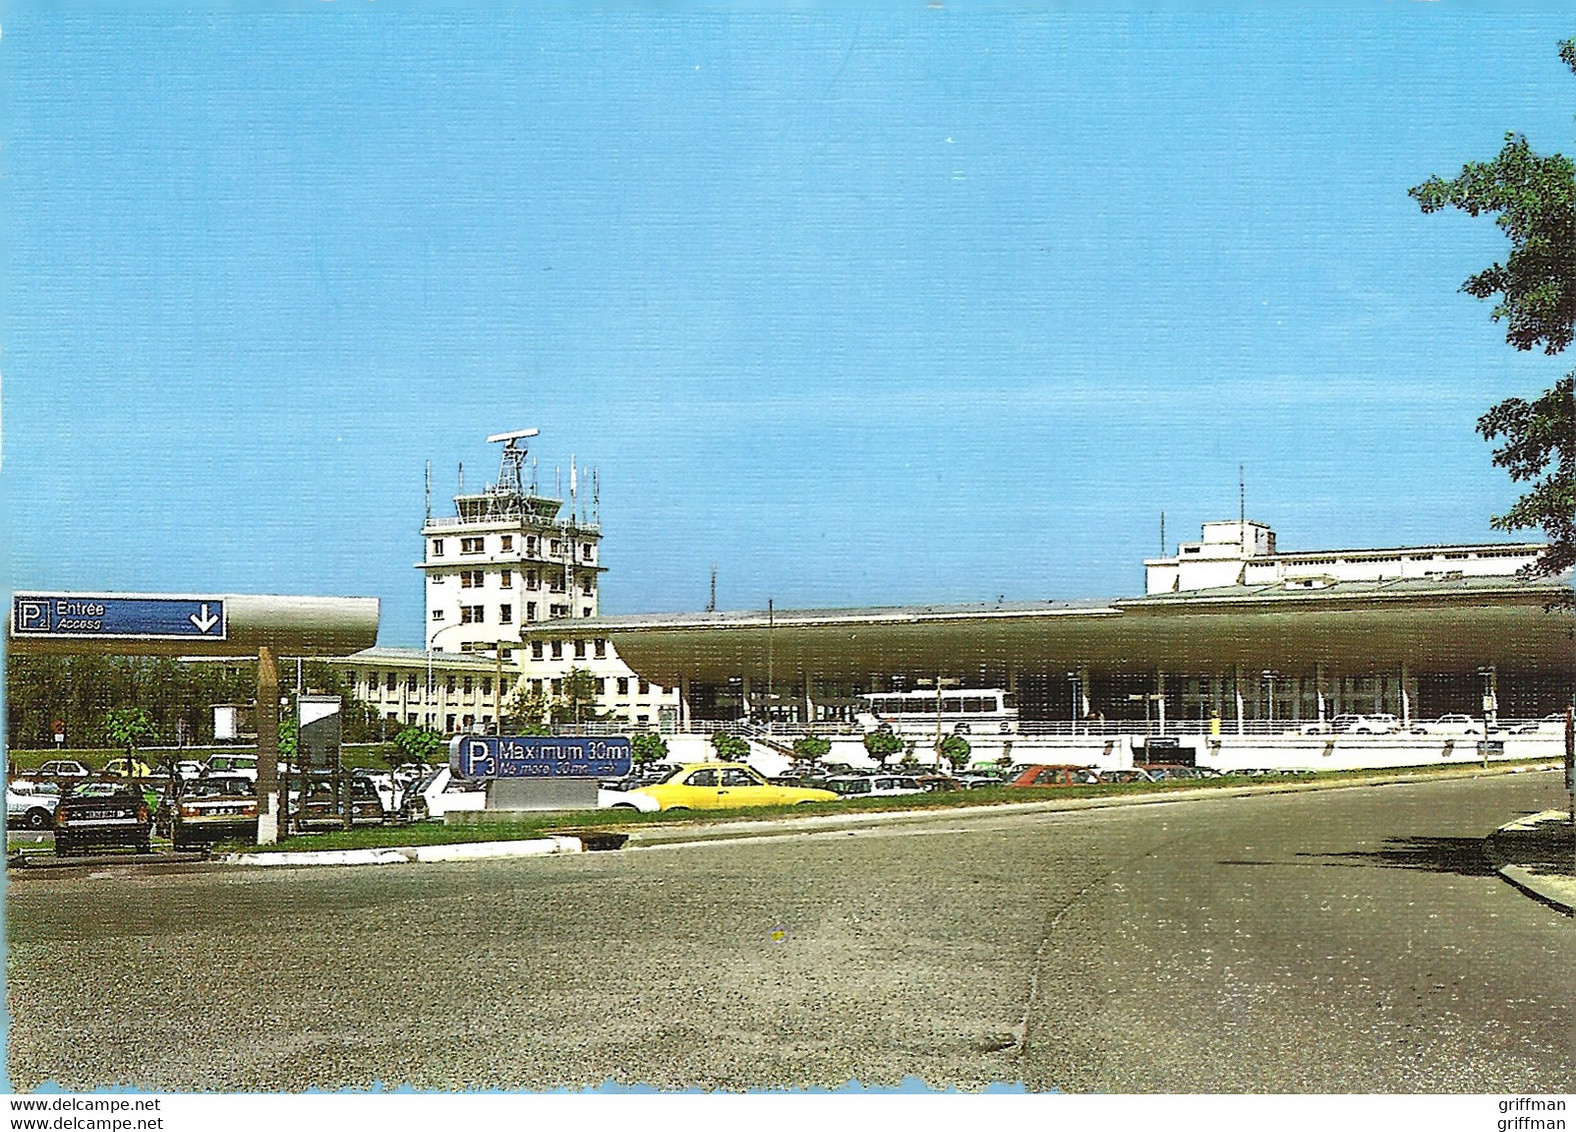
[419, 430, 605, 656]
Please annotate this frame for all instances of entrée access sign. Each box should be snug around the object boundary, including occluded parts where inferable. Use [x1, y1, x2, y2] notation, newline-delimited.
[450, 735, 632, 779]
[11, 594, 227, 640]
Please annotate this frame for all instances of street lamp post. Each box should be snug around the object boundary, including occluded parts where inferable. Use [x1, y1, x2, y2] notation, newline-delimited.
[918, 675, 960, 769]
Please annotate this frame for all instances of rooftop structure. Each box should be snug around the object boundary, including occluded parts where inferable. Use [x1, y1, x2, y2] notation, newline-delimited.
[1144, 520, 1544, 594]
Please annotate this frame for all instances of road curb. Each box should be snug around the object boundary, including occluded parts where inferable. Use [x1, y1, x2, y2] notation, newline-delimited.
[1484, 810, 1575, 917]
[221, 835, 585, 867]
[620, 763, 1566, 849]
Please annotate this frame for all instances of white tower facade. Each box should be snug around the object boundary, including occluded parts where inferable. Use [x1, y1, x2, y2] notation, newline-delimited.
[420, 431, 604, 658]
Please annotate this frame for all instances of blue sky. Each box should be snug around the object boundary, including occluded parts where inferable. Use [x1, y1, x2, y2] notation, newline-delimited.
[4, 8, 1575, 646]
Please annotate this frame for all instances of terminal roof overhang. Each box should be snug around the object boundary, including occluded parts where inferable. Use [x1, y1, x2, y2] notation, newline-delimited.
[525, 576, 1576, 684]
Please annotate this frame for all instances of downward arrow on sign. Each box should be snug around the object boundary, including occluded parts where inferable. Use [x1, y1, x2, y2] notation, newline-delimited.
[189, 604, 220, 633]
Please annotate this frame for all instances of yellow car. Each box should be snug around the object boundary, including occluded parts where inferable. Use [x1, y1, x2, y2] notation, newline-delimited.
[610, 763, 837, 812]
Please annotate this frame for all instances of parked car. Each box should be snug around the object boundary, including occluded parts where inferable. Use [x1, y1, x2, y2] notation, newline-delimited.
[1143, 764, 1210, 781]
[100, 757, 153, 778]
[1096, 768, 1155, 785]
[205, 753, 258, 780]
[171, 760, 207, 781]
[1009, 765, 1096, 788]
[915, 775, 964, 792]
[961, 776, 1007, 789]
[36, 760, 92, 780]
[1330, 714, 1400, 734]
[768, 774, 831, 790]
[1297, 721, 1334, 736]
[608, 763, 837, 812]
[1509, 714, 1570, 734]
[824, 774, 925, 799]
[169, 775, 258, 850]
[6, 781, 62, 830]
[400, 766, 487, 822]
[53, 783, 152, 856]
[292, 776, 386, 830]
[1413, 714, 1479, 736]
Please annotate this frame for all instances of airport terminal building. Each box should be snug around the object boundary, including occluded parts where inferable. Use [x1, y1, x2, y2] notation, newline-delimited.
[520, 519, 1574, 736]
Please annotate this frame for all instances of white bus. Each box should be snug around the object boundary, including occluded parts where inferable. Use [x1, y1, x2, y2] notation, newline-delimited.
[857, 689, 1018, 735]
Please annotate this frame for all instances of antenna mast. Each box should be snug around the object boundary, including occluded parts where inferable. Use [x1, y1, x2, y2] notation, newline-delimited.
[424, 461, 431, 522]
[708, 563, 717, 613]
[1160, 511, 1165, 557]
[1238, 464, 1246, 551]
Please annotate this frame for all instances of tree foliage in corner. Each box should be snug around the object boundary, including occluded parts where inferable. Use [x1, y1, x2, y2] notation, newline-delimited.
[1411, 37, 1576, 577]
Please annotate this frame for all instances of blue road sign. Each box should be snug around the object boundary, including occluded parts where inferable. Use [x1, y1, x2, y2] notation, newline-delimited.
[450, 735, 632, 779]
[11, 594, 227, 641]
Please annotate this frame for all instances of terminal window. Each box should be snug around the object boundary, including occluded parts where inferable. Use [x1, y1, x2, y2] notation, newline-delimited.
[500, 570, 513, 588]
[446, 676, 456, 694]
[432, 540, 444, 557]
[532, 641, 544, 660]
[499, 604, 513, 624]
[594, 639, 607, 658]
[482, 678, 492, 696]
[461, 537, 484, 554]
[574, 640, 586, 659]
[432, 610, 445, 621]
[551, 641, 563, 660]
[617, 677, 629, 695]
[501, 535, 513, 551]
[463, 677, 473, 695]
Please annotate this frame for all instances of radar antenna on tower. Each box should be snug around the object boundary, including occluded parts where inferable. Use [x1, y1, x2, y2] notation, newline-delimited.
[487, 428, 539, 497]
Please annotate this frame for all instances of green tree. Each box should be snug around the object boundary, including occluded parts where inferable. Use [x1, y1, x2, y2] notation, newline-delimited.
[631, 732, 669, 771]
[791, 733, 831, 771]
[1412, 38, 1576, 576]
[862, 728, 903, 770]
[937, 734, 971, 774]
[104, 707, 156, 755]
[551, 668, 604, 725]
[391, 725, 444, 767]
[277, 710, 298, 767]
[710, 731, 751, 762]
[504, 683, 552, 736]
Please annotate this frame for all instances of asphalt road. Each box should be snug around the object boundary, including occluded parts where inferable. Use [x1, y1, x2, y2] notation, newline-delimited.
[6, 772, 1573, 1092]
